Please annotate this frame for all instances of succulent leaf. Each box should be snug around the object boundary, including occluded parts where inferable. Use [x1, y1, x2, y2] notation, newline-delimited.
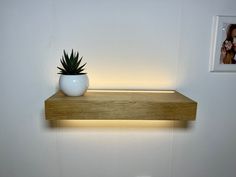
[70, 49, 74, 60]
[77, 63, 86, 71]
[57, 66, 67, 74]
[60, 58, 69, 71]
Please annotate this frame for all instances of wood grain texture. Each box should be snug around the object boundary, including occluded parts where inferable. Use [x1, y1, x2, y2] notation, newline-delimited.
[45, 91, 197, 120]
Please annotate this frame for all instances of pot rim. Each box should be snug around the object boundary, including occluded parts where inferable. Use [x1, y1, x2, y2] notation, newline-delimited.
[60, 74, 87, 76]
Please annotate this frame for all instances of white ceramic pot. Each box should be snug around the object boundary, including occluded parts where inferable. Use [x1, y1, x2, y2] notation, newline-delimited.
[59, 74, 89, 96]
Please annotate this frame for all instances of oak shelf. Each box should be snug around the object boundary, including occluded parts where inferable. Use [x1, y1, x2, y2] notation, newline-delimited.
[44, 90, 197, 121]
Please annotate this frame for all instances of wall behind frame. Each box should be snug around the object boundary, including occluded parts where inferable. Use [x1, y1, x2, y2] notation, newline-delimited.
[0, 0, 236, 177]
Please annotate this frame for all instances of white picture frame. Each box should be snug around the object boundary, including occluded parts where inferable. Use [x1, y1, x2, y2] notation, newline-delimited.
[210, 15, 236, 72]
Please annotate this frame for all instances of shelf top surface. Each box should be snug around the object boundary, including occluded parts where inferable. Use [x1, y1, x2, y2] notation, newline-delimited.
[46, 90, 196, 103]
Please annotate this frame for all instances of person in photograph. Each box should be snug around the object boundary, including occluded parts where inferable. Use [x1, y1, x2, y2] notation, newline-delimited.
[220, 24, 236, 64]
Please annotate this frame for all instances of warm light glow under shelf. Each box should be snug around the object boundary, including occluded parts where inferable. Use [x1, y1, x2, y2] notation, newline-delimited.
[48, 120, 189, 128]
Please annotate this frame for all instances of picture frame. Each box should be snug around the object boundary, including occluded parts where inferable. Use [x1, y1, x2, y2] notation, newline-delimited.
[210, 15, 236, 72]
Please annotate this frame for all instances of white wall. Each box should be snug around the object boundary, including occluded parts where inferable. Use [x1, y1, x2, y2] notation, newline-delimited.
[0, 0, 236, 177]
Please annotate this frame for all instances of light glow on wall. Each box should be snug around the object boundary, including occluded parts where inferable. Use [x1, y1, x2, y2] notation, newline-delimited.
[88, 89, 175, 93]
[48, 120, 188, 129]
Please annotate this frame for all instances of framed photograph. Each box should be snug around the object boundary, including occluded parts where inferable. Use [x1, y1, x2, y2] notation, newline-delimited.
[210, 16, 236, 72]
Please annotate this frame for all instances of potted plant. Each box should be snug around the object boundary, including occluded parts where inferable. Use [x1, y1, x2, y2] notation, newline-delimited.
[57, 49, 89, 96]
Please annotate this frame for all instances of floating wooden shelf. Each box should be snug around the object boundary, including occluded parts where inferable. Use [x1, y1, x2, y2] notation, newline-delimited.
[45, 90, 197, 121]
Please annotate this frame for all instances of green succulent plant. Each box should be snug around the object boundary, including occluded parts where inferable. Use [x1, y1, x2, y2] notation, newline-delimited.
[57, 49, 87, 75]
